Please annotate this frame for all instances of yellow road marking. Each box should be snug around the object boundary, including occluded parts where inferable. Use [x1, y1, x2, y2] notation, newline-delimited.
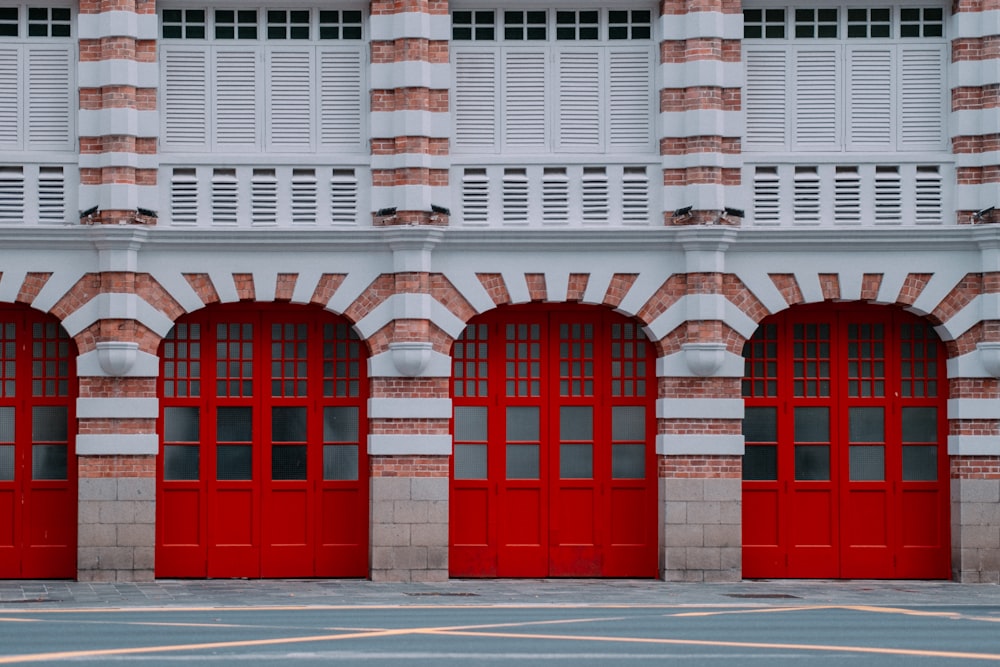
[671, 604, 1000, 623]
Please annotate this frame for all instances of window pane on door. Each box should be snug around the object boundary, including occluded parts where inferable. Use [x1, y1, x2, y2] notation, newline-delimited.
[272, 406, 306, 442]
[32, 406, 67, 441]
[217, 445, 252, 480]
[850, 445, 884, 481]
[744, 445, 777, 480]
[506, 444, 539, 479]
[32, 444, 66, 480]
[0, 445, 12, 481]
[612, 443, 645, 479]
[560, 406, 592, 440]
[794, 407, 829, 442]
[507, 406, 539, 441]
[0, 406, 13, 441]
[455, 406, 487, 442]
[272, 444, 307, 480]
[743, 406, 777, 442]
[217, 406, 252, 441]
[612, 406, 644, 440]
[795, 445, 829, 480]
[165, 407, 200, 442]
[902, 407, 936, 443]
[323, 444, 358, 480]
[323, 406, 358, 442]
[560, 443, 592, 479]
[164, 445, 200, 480]
[455, 444, 487, 480]
[849, 407, 883, 442]
[903, 445, 937, 481]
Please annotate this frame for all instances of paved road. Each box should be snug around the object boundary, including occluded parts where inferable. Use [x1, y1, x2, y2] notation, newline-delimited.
[0, 580, 998, 665]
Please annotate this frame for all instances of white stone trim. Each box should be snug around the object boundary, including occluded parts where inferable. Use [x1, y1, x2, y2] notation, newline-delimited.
[147, 270, 204, 315]
[951, 108, 1000, 138]
[77, 11, 158, 40]
[658, 398, 744, 419]
[326, 269, 382, 316]
[77, 348, 159, 377]
[0, 269, 27, 305]
[355, 293, 465, 340]
[370, 185, 452, 213]
[369, 12, 451, 41]
[658, 11, 743, 40]
[950, 59, 1000, 89]
[60, 293, 174, 338]
[662, 184, 743, 213]
[76, 433, 158, 456]
[77, 397, 158, 419]
[660, 60, 743, 90]
[948, 398, 1000, 420]
[955, 150, 1000, 169]
[955, 183, 999, 213]
[948, 351, 993, 379]
[441, 269, 496, 315]
[78, 184, 160, 213]
[370, 61, 450, 90]
[368, 398, 452, 419]
[78, 109, 158, 138]
[656, 433, 744, 456]
[30, 270, 87, 316]
[657, 349, 746, 378]
[948, 434, 1000, 456]
[370, 153, 451, 171]
[369, 110, 451, 139]
[660, 109, 742, 139]
[78, 60, 159, 89]
[661, 152, 743, 170]
[368, 349, 452, 377]
[646, 294, 757, 341]
[912, 267, 974, 320]
[952, 9, 1000, 39]
[78, 152, 159, 170]
[617, 272, 681, 318]
[368, 433, 452, 455]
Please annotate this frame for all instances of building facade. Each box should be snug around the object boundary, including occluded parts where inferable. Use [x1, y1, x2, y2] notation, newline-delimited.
[0, 0, 998, 583]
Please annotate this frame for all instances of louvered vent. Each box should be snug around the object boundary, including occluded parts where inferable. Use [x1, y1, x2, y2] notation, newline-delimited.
[291, 169, 317, 225]
[269, 50, 312, 148]
[581, 167, 609, 224]
[0, 47, 19, 147]
[37, 167, 64, 224]
[461, 168, 489, 224]
[504, 51, 546, 148]
[848, 48, 892, 149]
[793, 49, 838, 149]
[900, 46, 945, 149]
[874, 166, 902, 223]
[793, 167, 820, 224]
[211, 169, 238, 225]
[744, 50, 787, 149]
[502, 168, 529, 224]
[557, 51, 601, 149]
[330, 168, 357, 225]
[542, 168, 569, 224]
[251, 169, 277, 226]
[608, 50, 652, 148]
[0, 167, 24, 222]
[319, 49, 363, 148]
[914, 165, 942, 223]
[834, 167, 861, 224]
[621, 166, 649, 224]
[170, 168, 199, 225]
[27, 47, 72, 147]
[162, 48, 208, 147]
[215, 51, 257, 147]
[753, 167, 781, 225]
[454, 50, 497, 149]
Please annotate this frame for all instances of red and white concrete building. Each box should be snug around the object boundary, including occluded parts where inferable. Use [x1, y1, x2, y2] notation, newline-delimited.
[0, 0, 998, 583]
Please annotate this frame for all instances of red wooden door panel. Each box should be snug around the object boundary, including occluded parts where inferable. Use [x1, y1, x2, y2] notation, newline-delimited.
[450, 307, 656, 578]
[742, 305, 949, 579]
[157, 306, 367, 578]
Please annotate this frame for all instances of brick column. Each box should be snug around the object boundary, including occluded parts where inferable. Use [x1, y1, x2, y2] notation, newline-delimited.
[369, 0, 450, 226]
[78, 0, 158, 226]
[659, 0, 742, 226]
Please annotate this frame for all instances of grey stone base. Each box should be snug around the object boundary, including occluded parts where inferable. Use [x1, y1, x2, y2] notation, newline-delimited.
[660, 477, 742, 582]
[370, 476, 448, 582]
[78, 476, 155, 582]
[952, 477, 1000, 584]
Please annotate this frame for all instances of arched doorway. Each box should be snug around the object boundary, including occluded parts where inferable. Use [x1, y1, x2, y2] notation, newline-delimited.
[742, 304, 950, 578]
[156, 304, 368, 578]
[449, 305, 657, 577]
[0, 306, 77, 578]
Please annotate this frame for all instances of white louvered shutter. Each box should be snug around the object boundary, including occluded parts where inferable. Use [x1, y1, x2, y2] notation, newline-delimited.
[267, 48, 313, 151]
[453, 48, 498, 153]
[898, 44, 946, 151]
[318, 48, 364, 152]
[26, 46, 73, 150]
[556, 48, 601, 152]
[0, 47, 20, 149]
[607, 46, 654, 152]
[792, 46, 840, 151]
[502, 49, 547, 151]
[847, 46, 893, 151]
[744, 48, 789, 151]
[213, 48, 259, 150]
[162, 47, 209, 150]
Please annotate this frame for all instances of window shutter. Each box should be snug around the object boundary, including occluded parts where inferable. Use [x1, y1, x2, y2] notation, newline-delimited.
[26, 46, 73, 150]
[453, 48, 498, 152]
[744, 48, 788, 151]
[502, 49, 547, 150]
[847, 46, 893, 151]
[213, 49, 259, 150]
[898, 45, 946, 151]
[556, 48, 601, 151]
[162, 47, 209, 150]
[0, 47, 19, 149]
[607, 47, 653, 151]
[267, 48, 313, 151]
[318, 48, 364, 151]
[792, 46, 840, 151]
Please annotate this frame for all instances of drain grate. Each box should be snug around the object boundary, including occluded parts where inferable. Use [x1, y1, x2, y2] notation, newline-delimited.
[725, 593, 801, 599]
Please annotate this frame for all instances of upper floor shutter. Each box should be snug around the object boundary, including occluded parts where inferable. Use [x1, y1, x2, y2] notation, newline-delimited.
[792, 46, 840, 151]
[847, 46, 893, 151]
[744, 48, 789, 151]
[0, 47, 20, 149]
[898, 44, 946, 151]
[267, 48, 313, 151]
[162, 46, 209, 150]
[607, 46, 654, 151]
[318, 48, 364, 151]
[214, 49, 260, 150]
[453, 47, 498, 152]
[23, 46, 74, 151]
[556, 48, 601, 151]
[503, 49, 547, 151]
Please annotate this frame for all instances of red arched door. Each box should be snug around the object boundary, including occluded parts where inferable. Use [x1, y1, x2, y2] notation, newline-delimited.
[156, 305, 368, 578]
[0, 307, 77, 579]
[450, 306, 657, 578]
[742, 304, 949, 579]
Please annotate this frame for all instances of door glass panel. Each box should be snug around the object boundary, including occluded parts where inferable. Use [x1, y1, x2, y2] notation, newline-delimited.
[272, 444, 307, 480]
[32, 405, 67, 442]
[795, 445, 829, 480]
[903, 445, 937, 481]
[849, 407, 884, 442]
[0, 445, 13, 481]
[560, 443, 592, 478]
[612, 406, 644, 440]
[32, 444, 66, 480]
[164, 445, 200, 480]
[217, 406, 252, 441]
[272, 406, 306, 442]
[744, 445, 777, 480]
[902, 407, 937, 443]
[164, 406, 199, 442]
[323, 406, 358, 442]
[506, 444, 539, 479]
[850, 445, 884, 481]
[323, 444, 358, 480]
[794, 407, 829, 442]
[506, 406, 539, 441]
[560, 406, 592, 440]
[454, 444, 487, 479]
[217, 445, 252, 480]
[455, 406, 487, 442]
[0, 406, 13, 441]
[612, 443, 645, 478]
[743, 406, 777, 442]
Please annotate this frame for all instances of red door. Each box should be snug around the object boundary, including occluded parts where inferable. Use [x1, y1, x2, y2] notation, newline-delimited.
[742, 305, 949, 579]
[0, 309, 77, 579]
[156, 305, 368, 578]
[450, 306, 657, 578]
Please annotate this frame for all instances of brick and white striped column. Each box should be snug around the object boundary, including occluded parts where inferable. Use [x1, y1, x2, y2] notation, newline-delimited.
[659, 0, 742, 226]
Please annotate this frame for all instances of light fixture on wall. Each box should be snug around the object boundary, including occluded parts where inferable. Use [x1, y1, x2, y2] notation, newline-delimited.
[716, 207, 745, 224]
[973, 206, 996, 223]
[672, 205, 693, 221]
